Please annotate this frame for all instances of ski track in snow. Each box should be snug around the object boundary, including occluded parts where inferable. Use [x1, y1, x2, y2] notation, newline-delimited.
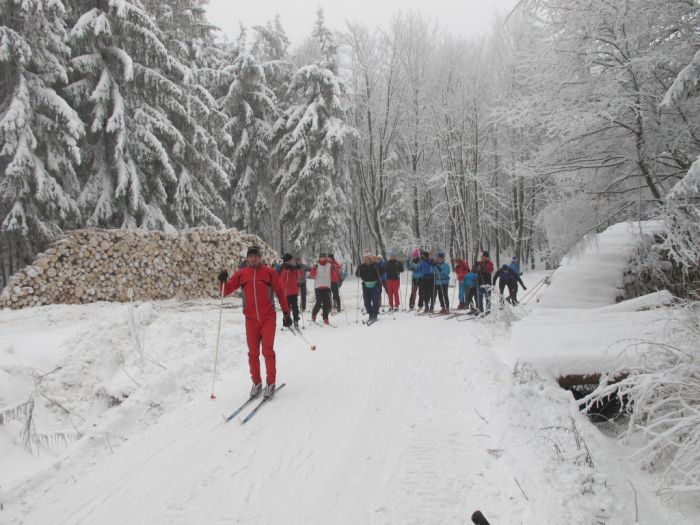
[0, 272, 697, 524]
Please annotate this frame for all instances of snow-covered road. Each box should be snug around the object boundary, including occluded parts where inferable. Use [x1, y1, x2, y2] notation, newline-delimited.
[0, 271, 696, 524]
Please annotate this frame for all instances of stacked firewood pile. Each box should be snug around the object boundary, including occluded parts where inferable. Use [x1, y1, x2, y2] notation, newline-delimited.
[0, 228, 277, 309]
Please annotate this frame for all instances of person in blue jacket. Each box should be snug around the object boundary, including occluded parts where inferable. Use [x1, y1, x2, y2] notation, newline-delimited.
[493, 264, 527, 304]
[509, 256, 521, 275]
[408, 251, 423, 309]
[419, 251, 435, 313]
[434, 252, 451, 313]
[462, 271, 479, 312]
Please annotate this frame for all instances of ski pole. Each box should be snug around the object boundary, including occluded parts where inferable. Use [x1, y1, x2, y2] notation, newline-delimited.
[338, 282, 350, 326]
[519, 277, 544, 302]
[295, 329, 316, 351]
[210, 283, 225, 400]
[355, 271, 361, 323]
[522, 278, 548, 305]
[520, 276, 548, 304]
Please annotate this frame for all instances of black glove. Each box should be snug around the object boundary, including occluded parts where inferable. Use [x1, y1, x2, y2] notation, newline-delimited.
[282, 313, 293, 327]
[218, 270, 229, 284]
[522, 286, 527, 290]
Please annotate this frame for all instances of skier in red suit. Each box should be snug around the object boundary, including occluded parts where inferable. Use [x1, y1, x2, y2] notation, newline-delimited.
[218, 246, 292, 399]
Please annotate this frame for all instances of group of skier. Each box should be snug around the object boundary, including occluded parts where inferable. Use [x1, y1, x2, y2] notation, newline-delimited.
[216, 245, 526, 401]
[355, 249, 527, 318]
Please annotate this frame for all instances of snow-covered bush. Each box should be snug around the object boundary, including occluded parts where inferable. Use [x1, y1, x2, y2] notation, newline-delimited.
[583, 301, 700, 496]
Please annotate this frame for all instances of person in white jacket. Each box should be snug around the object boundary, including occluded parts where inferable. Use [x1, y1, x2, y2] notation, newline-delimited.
[309, 253, 333, 324]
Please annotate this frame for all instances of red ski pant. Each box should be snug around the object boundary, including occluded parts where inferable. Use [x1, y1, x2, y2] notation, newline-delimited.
[245, 315, 277, 385]
[386, 279, 400, 308]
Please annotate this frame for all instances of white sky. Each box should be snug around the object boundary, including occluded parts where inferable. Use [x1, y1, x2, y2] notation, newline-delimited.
[206, 0, 521, 45]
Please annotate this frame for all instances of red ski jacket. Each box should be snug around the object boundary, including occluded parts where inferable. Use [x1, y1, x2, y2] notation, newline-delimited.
[222, 264, 290, 321]
[279, 264, 300, 296]
[455, 260, 470, 281]
[330, 260, 342, 283]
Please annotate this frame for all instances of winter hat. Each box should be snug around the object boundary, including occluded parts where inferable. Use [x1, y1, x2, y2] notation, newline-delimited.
[247, 246, 261, 257]
[283, 253, 293, 262]
[437, 252, 445, 259]
[328, 253, 335, 259]
[319, 252, 327, 258]
[412, 249, 420, 258]
[512, 256, 519, 262]
[482, 251, 489, 258]
[388, 250, 396, 258]
[363, 251, 372, 258]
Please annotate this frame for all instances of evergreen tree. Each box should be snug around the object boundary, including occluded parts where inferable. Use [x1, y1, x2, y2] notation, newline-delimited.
[66, 0, 190, 231]
[0, 0, 84, 255]
[273, 8, 355, 253]
[142, 0, 231, 228]
[219, 51, 277, 231]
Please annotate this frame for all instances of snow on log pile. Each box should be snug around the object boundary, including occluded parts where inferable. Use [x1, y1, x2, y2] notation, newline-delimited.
[0, 228, 276, 309]
[499, 221, 670, 377]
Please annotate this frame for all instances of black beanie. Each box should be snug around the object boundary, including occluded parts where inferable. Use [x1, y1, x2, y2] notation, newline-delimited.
[282, 253, 293, 262]
[247, 246, 261, 257]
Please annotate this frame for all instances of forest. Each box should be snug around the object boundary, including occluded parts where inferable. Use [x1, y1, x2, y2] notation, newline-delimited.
[1, 0, 698, 285]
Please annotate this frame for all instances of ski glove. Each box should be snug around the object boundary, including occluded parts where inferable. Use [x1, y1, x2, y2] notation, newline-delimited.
[218, 270, 229, 284]
[282, 313, 293, 327]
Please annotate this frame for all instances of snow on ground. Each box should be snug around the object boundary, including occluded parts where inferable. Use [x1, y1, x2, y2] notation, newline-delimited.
[0, 230, 698, 524]
[498, 222, 673, 376]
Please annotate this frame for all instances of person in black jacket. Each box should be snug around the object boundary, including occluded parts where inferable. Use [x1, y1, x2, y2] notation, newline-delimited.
[355, 252, 382, 321]
[493, 264, 527, 304]
[384, 253, 404, 311]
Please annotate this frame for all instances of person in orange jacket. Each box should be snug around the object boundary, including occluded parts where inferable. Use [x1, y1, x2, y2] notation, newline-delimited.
[218, 246, 292, 399]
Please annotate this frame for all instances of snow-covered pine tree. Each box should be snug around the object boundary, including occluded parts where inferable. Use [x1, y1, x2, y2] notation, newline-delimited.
[66, 0, 190, 231]
[273, 8, 355, 254]
[216, 51, 277, 232]
[0, 0, 84, 257]
[252, 15, 292, 109]
[141, 0, 230, 229]
[250, 16, 293, 243]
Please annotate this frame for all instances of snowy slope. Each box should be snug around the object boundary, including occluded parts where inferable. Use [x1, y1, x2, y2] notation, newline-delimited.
[500, 222, 672, 376]
[0, 271, 697, 524]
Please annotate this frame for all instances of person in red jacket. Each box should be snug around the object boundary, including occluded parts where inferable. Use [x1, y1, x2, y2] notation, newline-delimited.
[328, 253, 343, 312]
[218, 246, 292, 399]
[473, 251, 494, 313]
[453, 258, 470, 309]
[278, 253, 300, 327]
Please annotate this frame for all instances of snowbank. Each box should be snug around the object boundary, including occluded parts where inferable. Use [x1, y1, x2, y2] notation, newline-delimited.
[500, 222, 671, 377]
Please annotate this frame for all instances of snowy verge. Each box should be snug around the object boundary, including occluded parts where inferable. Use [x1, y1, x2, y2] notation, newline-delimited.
[499, 221, 670, 377]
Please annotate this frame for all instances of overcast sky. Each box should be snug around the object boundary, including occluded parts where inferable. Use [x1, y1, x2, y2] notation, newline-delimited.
[206, 0, 521, 45]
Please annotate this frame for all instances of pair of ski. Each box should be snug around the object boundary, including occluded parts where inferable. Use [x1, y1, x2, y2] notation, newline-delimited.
[458, 313, 481, 322]
[445, 311, 478, 320]
[310, 320, 337, 328]
[223, 383, 287, 424]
